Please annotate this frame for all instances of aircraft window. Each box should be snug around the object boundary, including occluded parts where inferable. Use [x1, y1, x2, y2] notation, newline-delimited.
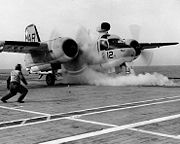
[108, 38, 124, 49]
[100, 40, 109, 50]
[108, 38, 119, 44]
[101, 34, 110, 39]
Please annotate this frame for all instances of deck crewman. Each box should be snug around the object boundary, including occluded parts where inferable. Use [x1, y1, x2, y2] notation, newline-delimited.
[1, 64, 28, 103]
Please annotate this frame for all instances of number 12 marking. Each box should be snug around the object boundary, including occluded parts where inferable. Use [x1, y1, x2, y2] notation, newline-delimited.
[107, 51, 114, 59]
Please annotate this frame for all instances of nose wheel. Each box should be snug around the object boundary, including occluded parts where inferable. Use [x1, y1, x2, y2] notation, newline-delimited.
[46, 73, 55, 86]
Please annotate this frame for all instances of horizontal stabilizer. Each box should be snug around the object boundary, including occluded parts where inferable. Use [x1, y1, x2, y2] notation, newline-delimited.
[0, 41, 48, 53]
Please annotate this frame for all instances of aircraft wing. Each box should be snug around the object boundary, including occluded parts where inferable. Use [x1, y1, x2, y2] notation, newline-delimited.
[108, 42, 178, 50]
[139, 42, 179, 50]
[0, 41, 48, 53]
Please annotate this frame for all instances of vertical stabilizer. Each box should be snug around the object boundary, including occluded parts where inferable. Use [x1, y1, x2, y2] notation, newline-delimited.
[25, 24, 41, 42]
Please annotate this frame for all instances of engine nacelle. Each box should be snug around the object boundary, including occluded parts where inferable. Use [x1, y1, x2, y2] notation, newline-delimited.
[48, 37, 79, 63]
[125, 39, 139, 48]
[125, 39, 141, 56]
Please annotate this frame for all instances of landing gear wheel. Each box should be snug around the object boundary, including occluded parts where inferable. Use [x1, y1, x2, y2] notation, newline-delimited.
[46, 74, 55, 86]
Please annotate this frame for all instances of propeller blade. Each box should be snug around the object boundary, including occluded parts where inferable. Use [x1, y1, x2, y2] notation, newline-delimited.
[49, 29, 61, 40]
[129, 24, 141, 41]
[141, 50, 154, 66]
[129, 24, 154, 66]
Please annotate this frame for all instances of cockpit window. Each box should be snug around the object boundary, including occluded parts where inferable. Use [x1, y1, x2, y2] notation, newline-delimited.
[99, 39, 109, 50]
[108, 38, 123, 49]
[99, 34, 125, 50]
[108, 38, 120, 44]
[101, 34, 110, 39]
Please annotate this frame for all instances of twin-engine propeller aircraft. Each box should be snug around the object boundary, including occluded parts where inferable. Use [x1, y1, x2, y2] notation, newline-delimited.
[0, 22, 178, 85]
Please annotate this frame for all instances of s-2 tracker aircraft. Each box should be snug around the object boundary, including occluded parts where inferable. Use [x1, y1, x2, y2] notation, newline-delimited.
[0, 22, 178, 85]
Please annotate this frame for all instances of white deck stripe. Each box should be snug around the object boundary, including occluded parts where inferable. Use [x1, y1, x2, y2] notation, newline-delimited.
[11, 106, 24, 109]
[129, 128, 180, 139]
[0, 105, 50, 116]
[67, 117, 118, 127]
[40, 113, 180, 143]
[0, 117, 66, 130]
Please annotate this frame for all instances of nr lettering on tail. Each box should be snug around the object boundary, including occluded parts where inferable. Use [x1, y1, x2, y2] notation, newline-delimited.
[25, 24, 41, 42]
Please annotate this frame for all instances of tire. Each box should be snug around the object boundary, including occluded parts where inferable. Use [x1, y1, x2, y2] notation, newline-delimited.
[46, 74, 55, 86]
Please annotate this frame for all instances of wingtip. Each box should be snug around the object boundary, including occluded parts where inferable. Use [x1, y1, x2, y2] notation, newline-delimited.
[172, 42, 179, 45]
[0, 41, 4, 52]
[0, 41, 5, 46]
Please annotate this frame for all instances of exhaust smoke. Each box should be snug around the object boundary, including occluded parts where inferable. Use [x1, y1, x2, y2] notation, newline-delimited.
[86, 69, 175, 86]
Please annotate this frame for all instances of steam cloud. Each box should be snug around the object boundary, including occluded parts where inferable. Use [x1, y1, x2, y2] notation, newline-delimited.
[68, 26, 176, 87]
[75, 26, 103, 65]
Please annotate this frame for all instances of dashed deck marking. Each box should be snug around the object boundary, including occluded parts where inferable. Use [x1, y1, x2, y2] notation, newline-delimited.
[57, 95, 180, 118]
[40, 113, 180, 144]
[129, 128, 180, 139]
[46, 95, 180, 119]
[74, 98, 180, 117]
[50, 95, 180, 118]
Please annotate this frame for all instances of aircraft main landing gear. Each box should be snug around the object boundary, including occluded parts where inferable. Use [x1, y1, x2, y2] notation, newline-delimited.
[46, 73, 55, 86]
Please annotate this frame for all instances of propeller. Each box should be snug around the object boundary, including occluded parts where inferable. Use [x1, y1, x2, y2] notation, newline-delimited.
[129, 24, 153, 66]
[129, 24, 140, 41]
[141, 50, 154, 66]
[49, 28, 61, 40]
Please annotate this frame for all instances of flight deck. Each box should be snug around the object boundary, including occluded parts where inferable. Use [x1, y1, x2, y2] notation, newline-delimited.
[0, 78, 180, 144]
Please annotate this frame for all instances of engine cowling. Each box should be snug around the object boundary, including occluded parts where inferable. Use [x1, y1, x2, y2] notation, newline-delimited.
[125, 39, 141, 56]
[49, 37, 79, 63]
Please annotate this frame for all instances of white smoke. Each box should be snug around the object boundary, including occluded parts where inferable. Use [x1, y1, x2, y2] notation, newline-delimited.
[69, 26, 176, 87]
[86, 69, 175, 86]
[75, 26, 104, 65]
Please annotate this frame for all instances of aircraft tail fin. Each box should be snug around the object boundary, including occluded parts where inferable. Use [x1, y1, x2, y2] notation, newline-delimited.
[25, 24, 41, 42]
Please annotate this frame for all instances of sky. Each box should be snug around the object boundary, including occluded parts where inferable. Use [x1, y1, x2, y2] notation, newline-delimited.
[0, 0, 180, 68]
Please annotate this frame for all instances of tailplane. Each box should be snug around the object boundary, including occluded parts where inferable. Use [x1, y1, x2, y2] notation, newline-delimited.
[25, 24, 41, 42]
